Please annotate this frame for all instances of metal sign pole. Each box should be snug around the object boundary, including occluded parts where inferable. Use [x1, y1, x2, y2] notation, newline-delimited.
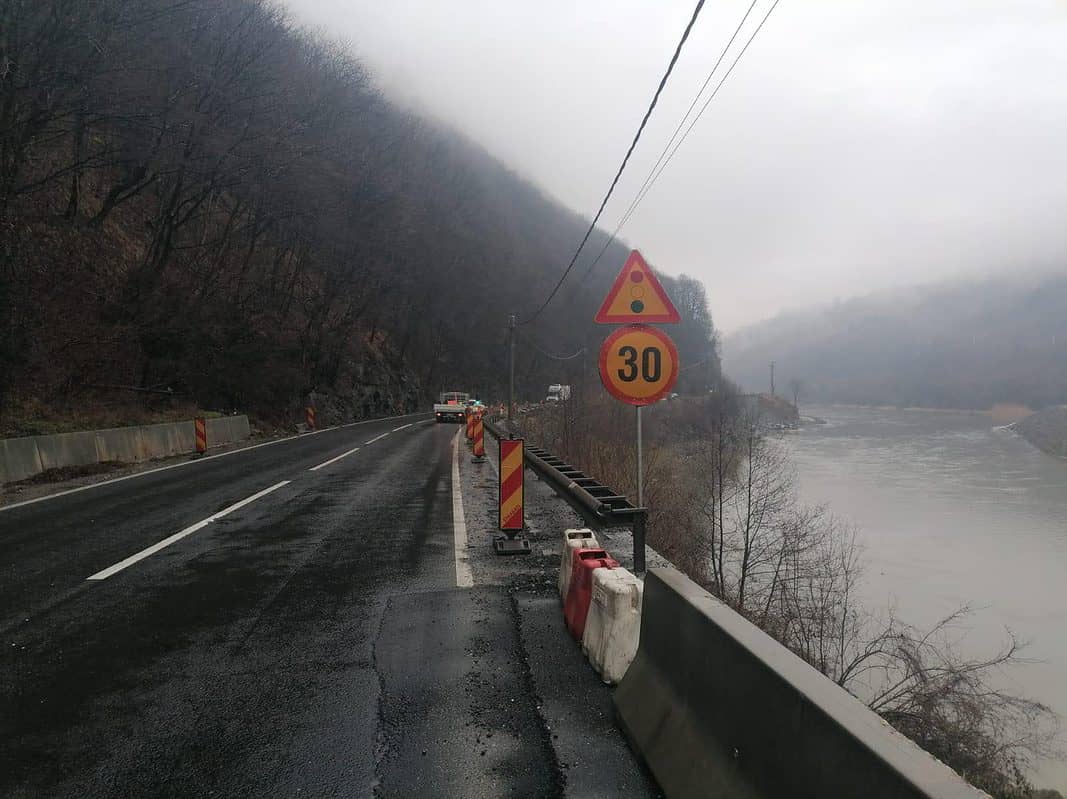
[636, 404, 643, 507]
[507, 314, 516, 436]
[636, 404, 645, 574]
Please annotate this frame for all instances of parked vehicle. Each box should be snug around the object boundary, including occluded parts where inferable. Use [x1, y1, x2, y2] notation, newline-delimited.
[546, 384, 571, 403]
[433, 391, 469, 423]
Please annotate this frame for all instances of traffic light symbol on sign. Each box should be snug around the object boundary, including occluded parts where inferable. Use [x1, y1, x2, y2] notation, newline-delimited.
[594, 250, 680, 325]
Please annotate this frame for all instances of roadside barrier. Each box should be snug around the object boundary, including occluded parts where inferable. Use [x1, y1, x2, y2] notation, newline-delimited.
[582, 566, 642, 685]
[482, 417, 648, 574]
[614, 568, 988, 799]
[563, 548, 618, 641]
[194, 417, 207, 455]
[0, 416, 251, 483]
[558, 528, 598, 599]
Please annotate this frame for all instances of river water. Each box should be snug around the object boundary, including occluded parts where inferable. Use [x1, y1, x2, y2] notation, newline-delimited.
[786, 405, 1067, 791]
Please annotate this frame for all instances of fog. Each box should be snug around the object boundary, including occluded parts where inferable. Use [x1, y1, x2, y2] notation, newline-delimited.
[283, 0, 1067, 331]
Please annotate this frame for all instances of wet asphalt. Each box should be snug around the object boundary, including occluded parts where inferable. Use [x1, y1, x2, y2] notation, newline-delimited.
[0, 414, 660, 798]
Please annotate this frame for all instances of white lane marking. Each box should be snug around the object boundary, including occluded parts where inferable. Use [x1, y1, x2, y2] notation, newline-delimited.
[419, 419, 435, 425]
[392, 423, 413, 432]
[86, 481, 291, 581]
[0, 412, 431, 513]
[451, 431, 474, 589]
[364, 432, 390, 445]
[308, 446, 361, 472]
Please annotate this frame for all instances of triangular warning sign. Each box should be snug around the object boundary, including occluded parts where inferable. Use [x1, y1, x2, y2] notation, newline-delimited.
[594, 250, 680, 324]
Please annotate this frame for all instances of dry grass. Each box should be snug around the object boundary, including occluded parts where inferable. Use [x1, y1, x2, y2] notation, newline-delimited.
[0, 396, 219, 439]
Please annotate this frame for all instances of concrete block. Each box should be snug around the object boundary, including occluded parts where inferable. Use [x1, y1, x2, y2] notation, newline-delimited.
[34, 430, 98, 471]
[206, 415, 250, 447]
[558, 528, 598, 599]
[139, 421, 196, 458]
[581, 566, 642, 684]
[0, 436, 44, 483]
[614, 568, 988, 799]
[94, 425, 147, 463]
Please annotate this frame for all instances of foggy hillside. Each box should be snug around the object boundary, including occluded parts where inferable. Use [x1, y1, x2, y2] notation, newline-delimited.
[0, 0, 719, 428]
[723, 271, 1067, 410]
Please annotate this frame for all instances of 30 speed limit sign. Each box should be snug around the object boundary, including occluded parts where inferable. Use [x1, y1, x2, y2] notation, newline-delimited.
[598, 324, 679, 406]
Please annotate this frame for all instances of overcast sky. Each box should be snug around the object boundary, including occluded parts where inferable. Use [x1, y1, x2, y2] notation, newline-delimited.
[284, 0, 1067, 332]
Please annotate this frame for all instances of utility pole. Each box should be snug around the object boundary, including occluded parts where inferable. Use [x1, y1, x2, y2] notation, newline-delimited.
[769, 360, 776, 396]
[507, 314, 516, 435]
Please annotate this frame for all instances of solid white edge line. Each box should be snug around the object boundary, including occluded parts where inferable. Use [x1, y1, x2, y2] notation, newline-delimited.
[392, 423, 413, 432]
[451, 431, 474, 589]
[308, 446, 361, 472]
[86, 481, 291, 581]
[363, 432, 389, 445]
[1, 412, 431, 513]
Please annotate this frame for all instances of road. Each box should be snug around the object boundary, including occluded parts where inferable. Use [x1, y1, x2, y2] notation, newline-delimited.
[1, 414, 658, 798]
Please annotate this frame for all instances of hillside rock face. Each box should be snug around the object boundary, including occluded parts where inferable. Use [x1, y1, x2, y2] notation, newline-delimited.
[1013, 406, 1067, 457]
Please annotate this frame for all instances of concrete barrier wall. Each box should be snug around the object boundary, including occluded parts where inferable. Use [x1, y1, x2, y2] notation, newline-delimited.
[0, 437, 45, 483]
[206, 415, 250, 446]
[614, 568, 987, 799]
[0, 416, 250, 483]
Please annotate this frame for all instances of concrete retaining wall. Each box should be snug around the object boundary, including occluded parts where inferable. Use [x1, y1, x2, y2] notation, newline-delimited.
[614, 568, 987, 799]
[0, 416, 251, 483]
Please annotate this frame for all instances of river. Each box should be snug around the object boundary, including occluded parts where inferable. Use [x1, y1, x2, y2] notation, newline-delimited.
[786, 405, 1067, 791]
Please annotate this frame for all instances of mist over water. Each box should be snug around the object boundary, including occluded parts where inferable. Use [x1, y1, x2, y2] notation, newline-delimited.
[786, 406, 1067, 789]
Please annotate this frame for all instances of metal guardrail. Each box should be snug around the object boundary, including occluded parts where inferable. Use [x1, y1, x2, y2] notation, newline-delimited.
[484, 418, 648, 572]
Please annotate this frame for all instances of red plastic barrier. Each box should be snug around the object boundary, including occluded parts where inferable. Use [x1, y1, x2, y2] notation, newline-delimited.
[564, 548, 619, 640]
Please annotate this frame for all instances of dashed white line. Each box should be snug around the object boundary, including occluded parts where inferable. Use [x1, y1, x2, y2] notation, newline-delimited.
[392, 423, 413, 432]
[451, 431, 474, 589]
[364, 432, 390, 445]
[86, 481, 291, 581]
[308, 446, 361, 472]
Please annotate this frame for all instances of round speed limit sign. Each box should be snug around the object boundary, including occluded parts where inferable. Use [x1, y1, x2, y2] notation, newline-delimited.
[598, 324, 680, 406]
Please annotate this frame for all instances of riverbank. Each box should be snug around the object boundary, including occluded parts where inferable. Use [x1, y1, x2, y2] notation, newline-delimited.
[1013, 405, 1067, 458]
[790, 405, 1067, 792]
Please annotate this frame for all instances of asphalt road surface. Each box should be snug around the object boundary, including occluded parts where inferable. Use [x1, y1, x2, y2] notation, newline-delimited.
[1, 413, 659, 798]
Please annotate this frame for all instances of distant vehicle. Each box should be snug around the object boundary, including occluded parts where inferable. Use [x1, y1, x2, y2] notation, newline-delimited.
[546, 384, 571, 403]
[434, 391, 469, 423]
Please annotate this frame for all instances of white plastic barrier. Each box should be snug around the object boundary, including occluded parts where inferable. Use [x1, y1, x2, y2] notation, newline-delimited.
[558, 528, 598, 599]
[582, 567, 643, 684]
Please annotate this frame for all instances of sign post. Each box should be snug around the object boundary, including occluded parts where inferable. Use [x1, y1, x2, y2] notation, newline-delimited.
[595, 250, 682, 573]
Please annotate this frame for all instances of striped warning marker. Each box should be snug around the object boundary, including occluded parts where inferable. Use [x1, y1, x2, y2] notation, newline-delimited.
[194, 417, 207, 455]
[472, 413, 485, 458]
[306, 406, 316, 431]
[499, 438, 524, 531]
[465, 408, 474, 440]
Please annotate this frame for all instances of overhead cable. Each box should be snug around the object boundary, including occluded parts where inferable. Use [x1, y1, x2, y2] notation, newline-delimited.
[518, 330, 585, 361]
[576, 0, 783, 287]
[520, 0, 707, 325]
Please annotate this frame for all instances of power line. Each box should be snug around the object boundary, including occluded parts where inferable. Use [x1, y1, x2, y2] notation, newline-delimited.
[619, 0, 783, 231]
[518, 330, 585, 361]
[520, 0, 707, 325]
[576, 0, 782, 287]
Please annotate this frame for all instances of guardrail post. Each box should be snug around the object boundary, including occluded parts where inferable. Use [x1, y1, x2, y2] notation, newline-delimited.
[633, 510, 647, 575]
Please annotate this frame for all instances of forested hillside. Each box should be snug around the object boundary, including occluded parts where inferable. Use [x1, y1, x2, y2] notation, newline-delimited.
[724, 271, 1067, 410]
[0, 0, 720, 430]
